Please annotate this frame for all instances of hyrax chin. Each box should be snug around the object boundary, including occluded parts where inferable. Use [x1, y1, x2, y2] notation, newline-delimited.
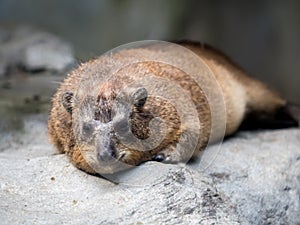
[48, 40, 299, 175]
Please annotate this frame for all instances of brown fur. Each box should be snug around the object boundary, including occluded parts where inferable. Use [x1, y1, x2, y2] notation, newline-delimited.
[48, 41, 287, 174]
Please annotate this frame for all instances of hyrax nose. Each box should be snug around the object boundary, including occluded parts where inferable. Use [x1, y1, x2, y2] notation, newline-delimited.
[97, 142, 117, 162]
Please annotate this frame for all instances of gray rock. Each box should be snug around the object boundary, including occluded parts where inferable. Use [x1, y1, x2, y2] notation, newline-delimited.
[0, 114, 299, 225]
[0, 26, 75, 75]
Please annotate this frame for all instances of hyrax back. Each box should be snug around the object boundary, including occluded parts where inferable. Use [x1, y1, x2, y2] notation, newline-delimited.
[48, 41, 290, 175]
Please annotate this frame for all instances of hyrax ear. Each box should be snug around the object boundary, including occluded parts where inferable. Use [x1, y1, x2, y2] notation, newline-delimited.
[61, 91, 74, 114]
[132, 87, 148, 109]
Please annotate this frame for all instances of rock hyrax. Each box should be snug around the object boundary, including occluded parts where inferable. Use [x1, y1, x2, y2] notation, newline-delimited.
[48, 41, 299, 174]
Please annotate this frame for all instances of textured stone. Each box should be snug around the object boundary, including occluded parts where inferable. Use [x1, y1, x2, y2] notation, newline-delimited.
[0, 114, 299, 224]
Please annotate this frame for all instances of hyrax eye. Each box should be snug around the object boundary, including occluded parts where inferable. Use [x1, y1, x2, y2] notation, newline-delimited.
[113, 118, 130, 134]
[132, 87, 148, 109]
[82, 122, 95, 137]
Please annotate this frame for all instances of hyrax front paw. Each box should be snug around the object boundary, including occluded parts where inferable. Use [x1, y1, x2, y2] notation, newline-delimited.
[152, 145, 181, 163]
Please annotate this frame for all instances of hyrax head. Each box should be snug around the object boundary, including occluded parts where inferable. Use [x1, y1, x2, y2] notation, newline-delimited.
[61, 83, 181, 174]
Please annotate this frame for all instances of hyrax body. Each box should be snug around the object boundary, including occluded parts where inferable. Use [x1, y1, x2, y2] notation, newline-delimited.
[48, 41, 298, 174]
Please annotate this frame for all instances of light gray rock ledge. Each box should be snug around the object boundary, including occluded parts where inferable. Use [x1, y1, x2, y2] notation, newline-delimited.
[0, 115, 299, 225]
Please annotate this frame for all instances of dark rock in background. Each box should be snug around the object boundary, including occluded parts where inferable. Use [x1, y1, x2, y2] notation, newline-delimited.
[0, 25, 75, 76]
[0, 25, 75, 131]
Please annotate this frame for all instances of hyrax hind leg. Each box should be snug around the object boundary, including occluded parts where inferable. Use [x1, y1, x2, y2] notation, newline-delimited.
[240, 77, 299, 129]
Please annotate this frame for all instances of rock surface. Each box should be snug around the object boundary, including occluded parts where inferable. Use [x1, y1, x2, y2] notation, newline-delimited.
[0, 114, 299, 225]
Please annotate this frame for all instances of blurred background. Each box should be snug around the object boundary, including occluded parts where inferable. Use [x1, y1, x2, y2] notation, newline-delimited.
[0, 0, 299, 128]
